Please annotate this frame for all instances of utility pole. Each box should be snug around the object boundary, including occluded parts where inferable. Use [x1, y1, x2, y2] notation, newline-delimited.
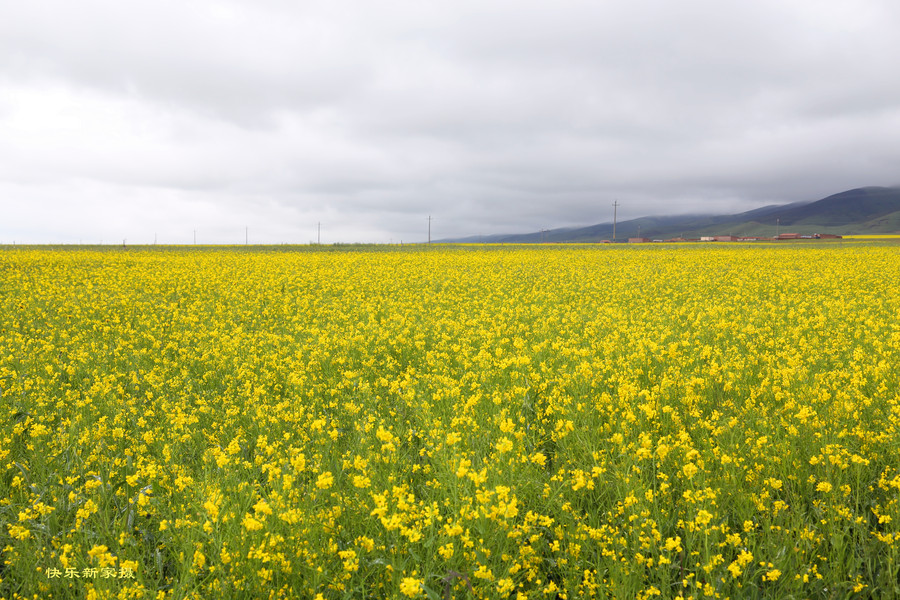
[612, 200, 619, 242]
[776, 218, 780, 239]
[427, 215, 433, 244]
[317, 222, 321, 245]
[194, 229, 196, 245]
[245, 227, 248, 245]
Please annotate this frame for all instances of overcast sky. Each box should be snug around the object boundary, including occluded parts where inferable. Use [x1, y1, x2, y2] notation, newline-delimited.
[2, 0, 899, 244]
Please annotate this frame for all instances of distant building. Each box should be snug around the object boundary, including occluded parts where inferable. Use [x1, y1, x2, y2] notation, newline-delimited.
[700, 236, 715, 241]
[815, 233, 842, 239]
[714, 235, 738, 242]
[628, 237, 651, 243]
[776, 233, 801, 240]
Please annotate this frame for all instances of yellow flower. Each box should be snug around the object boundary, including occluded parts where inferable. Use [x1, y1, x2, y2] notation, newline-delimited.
[438, 542, 454, 559]
[75, 499, 99, 527]
[695, 509, 713, 526]
[339, 549, 359, 573]
[253, 498, 273, 515]
[316, 471, 334, 490]
[84, 478, 103, 492]
[87, 545, 117, 568]
[357, 536, 375, 552]
[203, 499, 220, 521]
[497, 578, 516, 595]
[8, 524, 30, 540]
[530, 452, 547, 466]
[399, 577, 423, 597]
[242, 514, 264, 531]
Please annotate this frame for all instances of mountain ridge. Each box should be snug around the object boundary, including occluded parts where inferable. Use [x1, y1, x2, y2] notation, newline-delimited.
[439, 186, 900, 243]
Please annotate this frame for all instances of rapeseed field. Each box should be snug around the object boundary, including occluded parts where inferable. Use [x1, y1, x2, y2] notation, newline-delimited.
[1, 244, 898, 599]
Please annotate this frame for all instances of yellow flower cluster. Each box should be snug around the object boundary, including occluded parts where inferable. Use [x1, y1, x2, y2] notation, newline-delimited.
[1, 242, 898, 598]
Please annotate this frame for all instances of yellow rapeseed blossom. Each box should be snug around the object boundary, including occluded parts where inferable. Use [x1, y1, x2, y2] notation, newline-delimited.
[316, 471, 335, 490]
[242, 514, 264, 531]
[2, 244, 898, 598]
[8, 524, 30, 540]
[87, 545, 116, 568]
[399, 577, 423, 597]
[764, 568, 782, 582]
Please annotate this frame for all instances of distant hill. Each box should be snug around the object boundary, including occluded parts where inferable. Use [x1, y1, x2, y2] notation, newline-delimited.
[440, 186, 900, 242]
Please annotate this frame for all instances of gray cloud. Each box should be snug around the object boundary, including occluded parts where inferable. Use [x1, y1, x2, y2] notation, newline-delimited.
[2, 0, 900, 244]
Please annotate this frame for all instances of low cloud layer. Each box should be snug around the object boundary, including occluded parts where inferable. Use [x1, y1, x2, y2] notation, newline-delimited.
[3, 0, 899, 244]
